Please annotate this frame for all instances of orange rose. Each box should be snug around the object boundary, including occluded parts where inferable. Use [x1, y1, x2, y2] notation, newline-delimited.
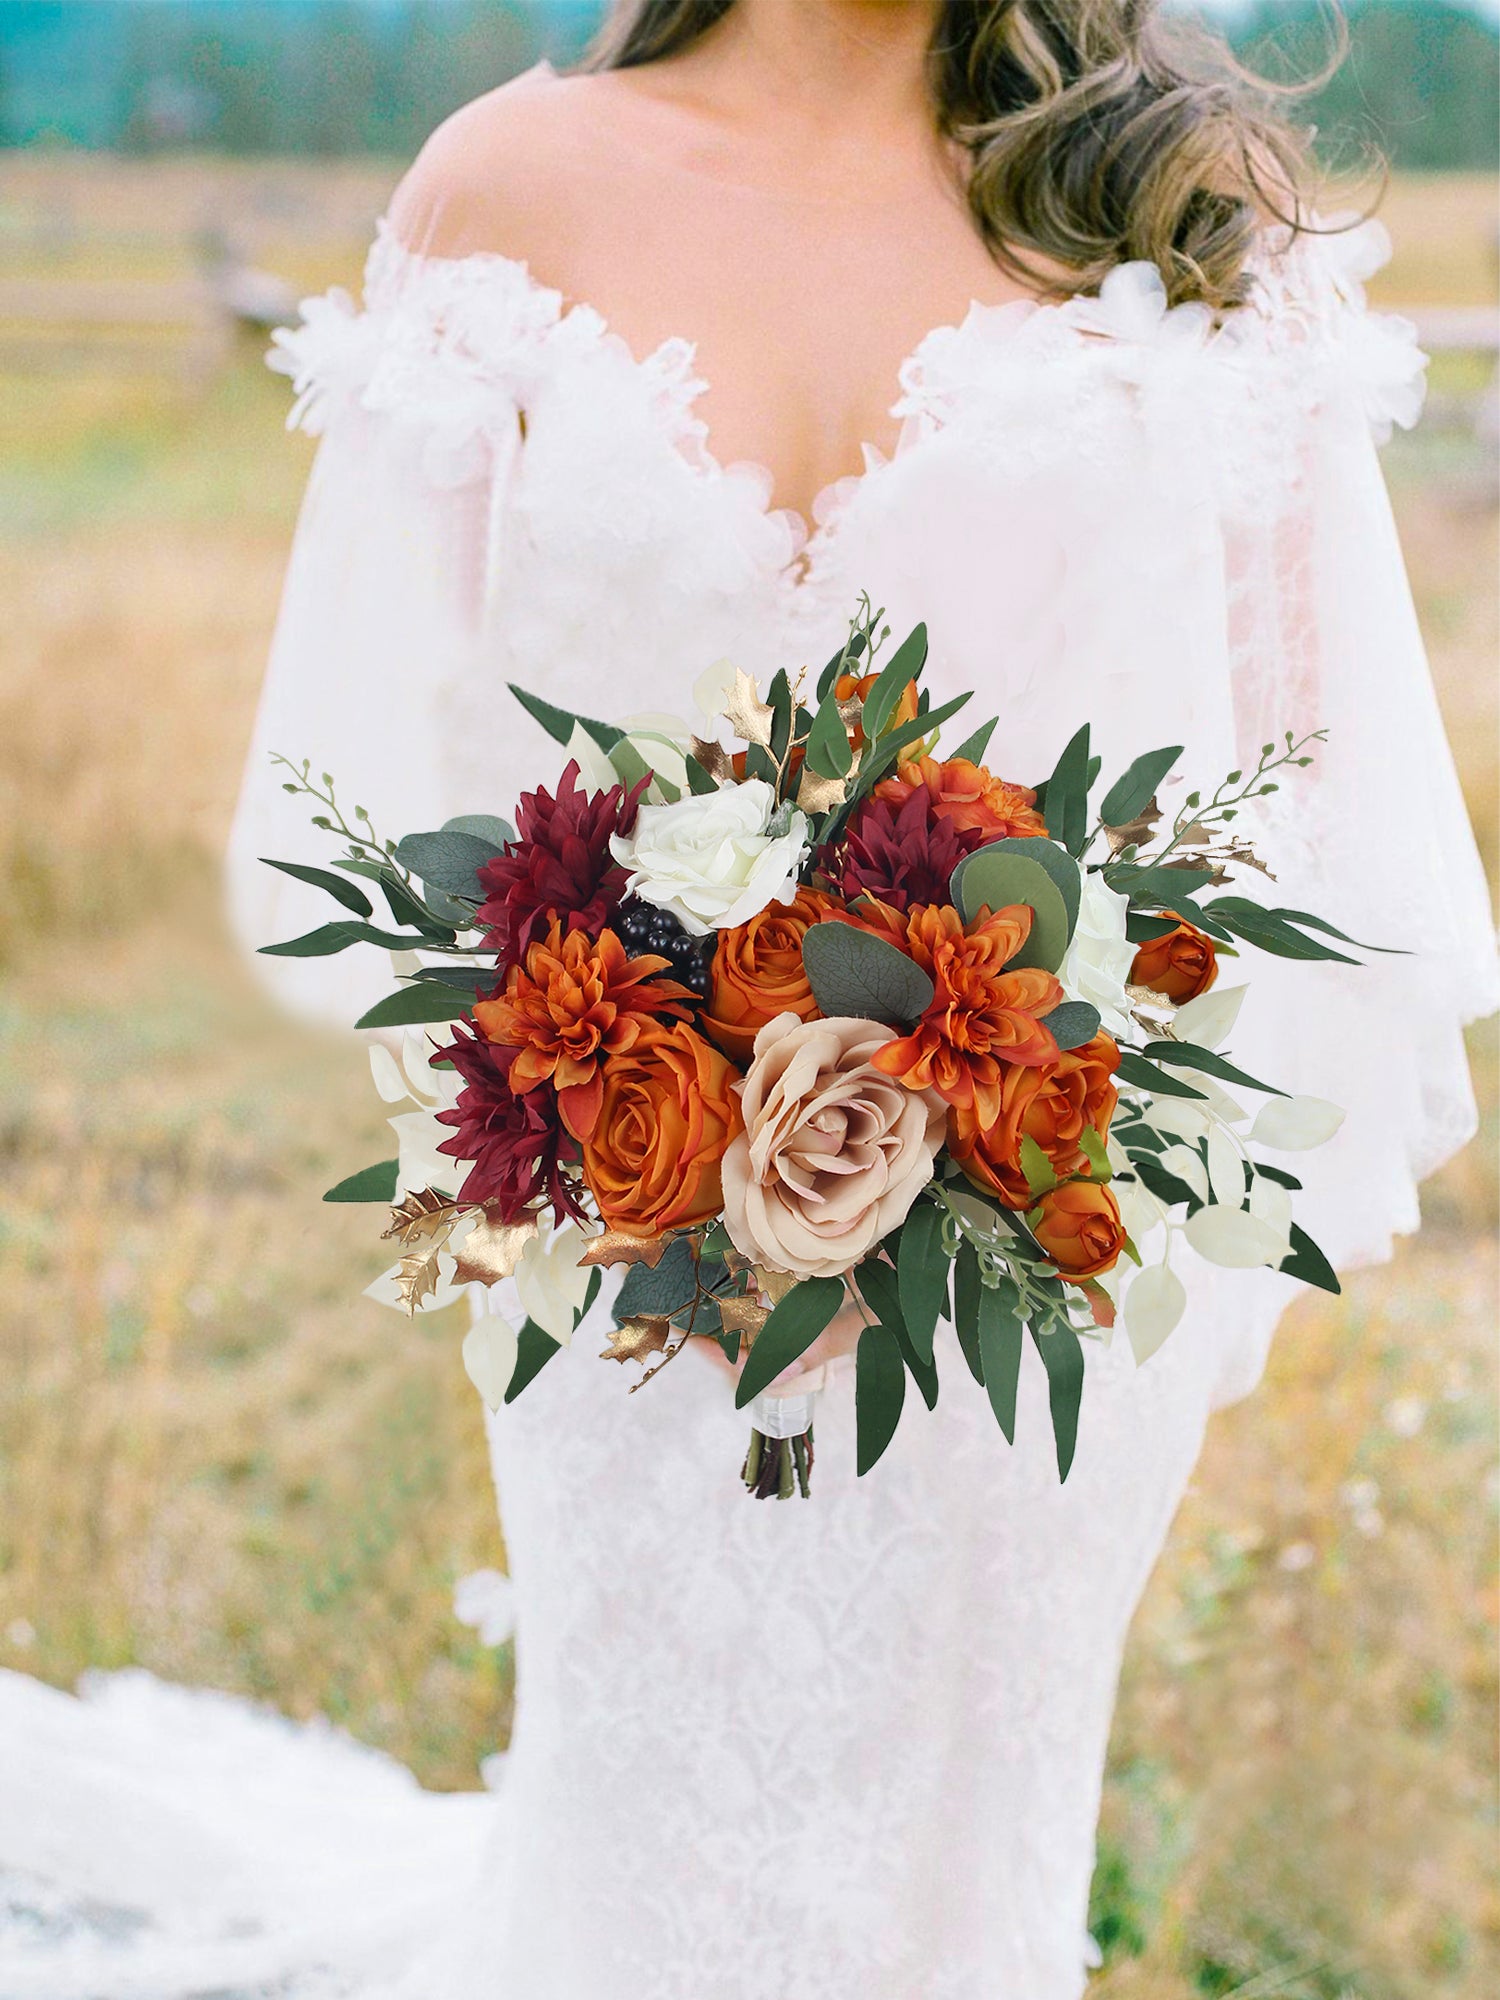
[579, 1025, 742, 1237]
[874, 756, 1047, 841]
[835, 668, 920, 749]
[1032, 1181, 1127, 1279]
[701, 885, 837, 1061]
[1130, 912, 1219, 1003]
[949, 1033, 1120, 1209]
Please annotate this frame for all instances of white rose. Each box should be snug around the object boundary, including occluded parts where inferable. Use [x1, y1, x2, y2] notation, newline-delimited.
[609, 779, 809, 937]
[1060, 872, 1135, 1036]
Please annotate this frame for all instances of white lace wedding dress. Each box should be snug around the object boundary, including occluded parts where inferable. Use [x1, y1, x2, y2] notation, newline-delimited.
[2, 212, 1494, 2000]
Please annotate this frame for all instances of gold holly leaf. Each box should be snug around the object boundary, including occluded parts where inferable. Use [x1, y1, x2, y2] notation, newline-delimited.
[835, 692, 865, 732]
[383, 1188, 464, 1246]
[577, 1230, 671, 1270]
[689, 736, 733, 783]
[721, 669, 774, 748]
[1164, 853, 1229, 886]
[753, 1265, 798, 1307]
[600, 1316, 674, 1365]
[795, 746, 862, 816]
[1102, 802, 1163, 855]
[717, 1295, 771, 1342]
[451, 1213, 539, 1288]
[395, 1248, 443, 1314]
[1125, 983, 1178, 1033]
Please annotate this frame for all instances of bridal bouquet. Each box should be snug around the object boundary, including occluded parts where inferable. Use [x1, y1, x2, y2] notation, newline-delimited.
[262, 600, 1376, 1497]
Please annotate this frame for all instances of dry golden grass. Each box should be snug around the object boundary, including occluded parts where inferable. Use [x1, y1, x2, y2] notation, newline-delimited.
[0, 160, 1494, 1992]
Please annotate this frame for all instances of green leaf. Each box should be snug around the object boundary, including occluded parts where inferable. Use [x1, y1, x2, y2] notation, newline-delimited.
[373, 870, 458, 938]
[323, 1159, 398, 1204]
[949, 718, 997, 766]
[949, 849, 1070, 972]
[1039, 1001, 1100, 1052]
[896, 1201, 949, 1367]
[354, 985, 473, 1031]
[1266, 906, 1403, 956]
[1078, 1126, 1113, 1182]
[684, 755, 719, 796]
[801, 921, 935, 1027]
[615, 1237, 699, 1322]
[443, 813, 515, 848]
[1032, 1324, 1085, 1480]
[1201, 897, 1366, 965]
[1018, 1134, 1058, 1198]
[411, 965, 503, 994]
[1105, 862, 1220, 905]
[854, 1255, 903, 1330]
[1254, 1163, 1303, 1191]
[951, 1240, 986, 1385]
[504, 1318, 562, 1402]
[393, 830, 505, 900]
[967, 835, 1082, 936]
[803, 687, 855, 780]
[860, 621, 928, 741]
[1142, 1040, 1286, 1098]
[1279, 1222, 1341, 1295]
[260, 921, 428, 958]
[860, 690, 973, 784]
[1115, 1051, 1209, 1100]
[607, 737, 658, 799]
[978, 1285, 1024, 1442]
[508, 682, 624, 753]
[734, 1276, 846, 1407]
[889, 1313, 940, 1409]
[260, 857, 372, 918]
[1131, 1155, 1202, 1212]
[1099, 745, 1184, 828]
[1042, 724, 1092, 856]
[855, 1323, 907, 1474]
[1125, 910, 1180, 945]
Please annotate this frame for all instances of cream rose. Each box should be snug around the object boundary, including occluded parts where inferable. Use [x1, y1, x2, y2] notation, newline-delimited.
[1060, 871, 1136, 1037]
[609, 779, 809, 937]
[721, 1012, 947, 1281]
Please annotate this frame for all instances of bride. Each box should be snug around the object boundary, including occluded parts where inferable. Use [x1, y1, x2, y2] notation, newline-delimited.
[4, 3, 1495, 1996]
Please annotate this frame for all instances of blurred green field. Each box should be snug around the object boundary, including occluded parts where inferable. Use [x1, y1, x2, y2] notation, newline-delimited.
[0, 159, 1495, 1997]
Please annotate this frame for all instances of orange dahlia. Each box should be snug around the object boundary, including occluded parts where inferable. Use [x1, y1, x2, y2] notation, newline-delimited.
[472, 920, 692, 1142]
[873, 756, 1047, 842]
[948, 1032, 1120, 1209]
[859, 901, 1063, 1128]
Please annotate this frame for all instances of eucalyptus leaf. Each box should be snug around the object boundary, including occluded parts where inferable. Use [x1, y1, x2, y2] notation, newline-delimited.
[615, 1237, 699, 1322]
[855, 1324, 907, 1474]
[393, 830, 505, 900]
[1099, 744, 1183, 828]
[1039, 1001, 1100, 1052]
[322, 1159, 398, 1204]
[260, 857, 372, 918]
[949, 849, 1070, 972]
[734, 1277, 845, 1407]
[801, 922, 935, 1027]
[443, 813, 515, 848]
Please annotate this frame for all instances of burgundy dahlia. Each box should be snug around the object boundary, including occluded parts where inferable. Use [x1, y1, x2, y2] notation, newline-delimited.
[435, 1027, 583, 1224]
[475, 761, 647, 964]
[834, 785, 987, 912]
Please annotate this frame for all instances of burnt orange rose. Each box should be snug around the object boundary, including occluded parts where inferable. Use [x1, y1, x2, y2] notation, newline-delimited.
[949, 1033, 1120, 1209]
[579, 1025, 742, 1237]
[1130, 912, 1219, 1003]
[874, 756, 1047, 841]
[1032, 1181, 1127, 1279]
[702, 886, 838, 1062]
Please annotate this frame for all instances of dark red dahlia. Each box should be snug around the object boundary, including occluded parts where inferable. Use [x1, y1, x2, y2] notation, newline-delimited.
[434, 1027, 583, 1224]
[475, 761, 647, 964]
[834, 785, 988, 912]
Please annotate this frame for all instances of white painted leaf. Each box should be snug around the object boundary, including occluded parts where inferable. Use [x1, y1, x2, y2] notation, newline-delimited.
[1172, 984, 1248, 1051]
[515, 1223, 592, 1345]
[1248, 1177, 1295, 1258]
[1184, 1204, 1286, 1268]
[1248, 1095, 1346, 1151]
[1207, 1124, 1247, 1207]
[387, 1108, 456, 1198]
[1160, 1143, 1210, 1202]
[1126, 1262, 1187, 1363]
[463, 1309, 520, 1412]
[369, 1043, 409, 1104]
[565, 721, 620, 797]
[1143, 1099, 1211, 1143]
[1181, 1075, 1248, 1126]
[1116, 1175, 1165, 1246]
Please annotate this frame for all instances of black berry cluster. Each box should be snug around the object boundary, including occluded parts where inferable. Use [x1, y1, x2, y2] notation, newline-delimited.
[614, 897, 716, 1001]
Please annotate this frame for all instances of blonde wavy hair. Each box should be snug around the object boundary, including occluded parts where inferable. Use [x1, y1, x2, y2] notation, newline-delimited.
[586, 0, 1339, 309]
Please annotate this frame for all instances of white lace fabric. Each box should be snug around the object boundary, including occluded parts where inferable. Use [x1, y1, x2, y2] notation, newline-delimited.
[2, 216, 1493, 2000]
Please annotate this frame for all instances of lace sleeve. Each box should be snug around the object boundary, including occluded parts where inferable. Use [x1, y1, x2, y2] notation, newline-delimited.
[225, 232, 542, 1027]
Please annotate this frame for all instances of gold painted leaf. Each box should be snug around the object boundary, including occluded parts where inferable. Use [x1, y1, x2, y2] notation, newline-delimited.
[451, 1213, 539, 1288]
[795, 746, 863, 816]
[577, 1230, 671, 1271]
[600, 1316, 674, 1365]
[717, 1295, 770, 1341]
[721, 669, 774, 748]
[689, 736, 733, 783]
[395, 1249, 443, 1314]
[383, 1188, 462, 1245]
[753, 1265, 798, 1307]
[1102, 802, 1163, 855]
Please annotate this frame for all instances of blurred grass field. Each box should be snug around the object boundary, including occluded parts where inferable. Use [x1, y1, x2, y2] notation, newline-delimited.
[0, 158, 1495, 1997]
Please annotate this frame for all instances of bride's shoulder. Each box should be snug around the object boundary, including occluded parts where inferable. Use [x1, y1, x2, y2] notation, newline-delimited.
[387, 63, 633, 267]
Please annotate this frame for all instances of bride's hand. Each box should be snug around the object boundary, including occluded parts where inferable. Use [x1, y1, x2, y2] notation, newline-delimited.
[695, 1296, 867, 1390]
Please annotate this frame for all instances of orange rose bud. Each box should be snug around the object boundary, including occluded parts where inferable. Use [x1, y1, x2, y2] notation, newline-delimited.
[1130, 912, 1219, 1003]
[1031, 1181, 1127, 1280]
[701, 886, 837, 1062]
[579, 1025, 742, 1237]
[948, 1033, 1119, 1209]
[835, 668, 919, 748]
[874, 755, 1047, 842]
